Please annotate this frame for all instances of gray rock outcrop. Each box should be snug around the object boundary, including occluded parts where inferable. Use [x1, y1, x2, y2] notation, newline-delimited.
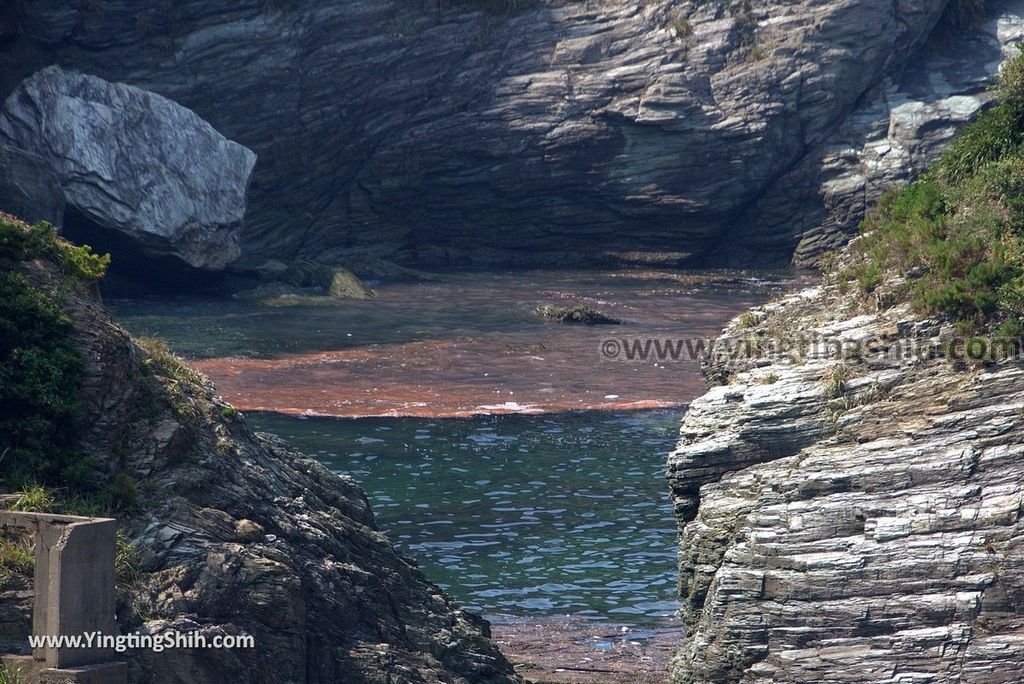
[667, 281, 1024, 682]
[0, 66, 255, 270]
[735, 2, 1024, 266]
[0, 0, 1016, 268]
[0, 143, 63, 226]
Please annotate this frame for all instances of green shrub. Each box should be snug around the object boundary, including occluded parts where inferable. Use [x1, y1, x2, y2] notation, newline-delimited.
[673, 15, 693, 38]
[0, 218, 109, 283]
[822, 364, 850, 398]
[0, 534, 34, 577]
[737, 312, 759, 328]
[136, 336, 201, 383]
[103, 473, 138, 511]
[60, 493, 109, 518]
[0, 215, 108, 487]
[840, 49, 1024, 333]
[0, 270, 86, 486]
[0, 661, 26, 684]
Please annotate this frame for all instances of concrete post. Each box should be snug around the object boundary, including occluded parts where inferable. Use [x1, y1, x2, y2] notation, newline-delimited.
[0, 512, 117, 667]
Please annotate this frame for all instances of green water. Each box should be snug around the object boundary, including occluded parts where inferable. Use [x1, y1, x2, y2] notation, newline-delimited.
[109, 269, 794, 625]
[249, 409, 684, 623]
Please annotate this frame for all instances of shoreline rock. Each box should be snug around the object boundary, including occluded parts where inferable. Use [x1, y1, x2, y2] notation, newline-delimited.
[536, 304, 621, 325]
[1, 216, 518, 683]
[667, 280, 1024, 682]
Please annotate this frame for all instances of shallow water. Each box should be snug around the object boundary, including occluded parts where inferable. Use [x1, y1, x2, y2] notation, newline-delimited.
[109, 268, 794, 624]
[111, 269, 790, 417]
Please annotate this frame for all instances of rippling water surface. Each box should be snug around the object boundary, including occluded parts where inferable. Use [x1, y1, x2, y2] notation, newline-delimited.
[109, 269, 794, 624]
[249, 409, 683, 621]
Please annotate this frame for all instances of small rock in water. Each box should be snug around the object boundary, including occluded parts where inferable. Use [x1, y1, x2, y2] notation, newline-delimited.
[536, 304, 621, 325]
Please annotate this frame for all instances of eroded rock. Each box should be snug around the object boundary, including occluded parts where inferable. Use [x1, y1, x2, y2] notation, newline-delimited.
[4, 223, 517, 683]
[0, 66, 255, 270]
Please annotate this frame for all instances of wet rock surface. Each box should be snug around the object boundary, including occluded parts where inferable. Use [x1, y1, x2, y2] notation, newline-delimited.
[535, 304, 621, 325]
[0, 0, 1018, 268]
[491, 617, 677, 683]
[667, 281, 1024, 682]
[0, 66, 255, 270]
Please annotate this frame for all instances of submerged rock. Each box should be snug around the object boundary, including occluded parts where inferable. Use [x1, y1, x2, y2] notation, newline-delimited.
[328, 267, 376, 299]
[667, 281, 1024, 682]
[237, 260, 376, 303]
[536, 304, 621, 325]
[0, 66, 255, 270]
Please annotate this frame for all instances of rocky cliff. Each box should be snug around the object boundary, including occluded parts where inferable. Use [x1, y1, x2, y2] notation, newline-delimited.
[0, 213, 518, 683]
[666, 281, 1024, 682]
[1, 0, 1020, 269]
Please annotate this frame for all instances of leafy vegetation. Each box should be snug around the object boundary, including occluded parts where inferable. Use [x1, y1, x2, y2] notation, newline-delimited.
[0, 215, 109, 489]
[0, 269, 85, 486]
[840, 49, 1024, 335]
[821, 364, 851, 399]
[116, 533, 142, 586]
[12, 477, 139, 518]
[736, 311, 759, 328]
[0, 218, 109, 283]
[135, 336, 202, 383]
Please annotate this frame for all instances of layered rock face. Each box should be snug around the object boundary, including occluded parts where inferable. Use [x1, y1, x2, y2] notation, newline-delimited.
[741, 1, 1024, 265]
[8, 232, 516, 682]
[0, 0, 1017, 268]
[667, 284, 1024, 682]
[0, 66, 255, 270]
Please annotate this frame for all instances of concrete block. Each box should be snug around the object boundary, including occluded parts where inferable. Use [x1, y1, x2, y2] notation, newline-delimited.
[0, 512, 117, 668]
[48, 519, 117, 668]
[38, 661, 128, 684]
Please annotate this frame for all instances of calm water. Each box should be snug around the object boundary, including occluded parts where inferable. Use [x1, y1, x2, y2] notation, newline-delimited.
[109, 269, 793, 624]
[249, 409, 683, 621]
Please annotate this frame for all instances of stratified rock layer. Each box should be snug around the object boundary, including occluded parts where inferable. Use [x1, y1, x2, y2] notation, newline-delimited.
[667, 284, 1024, 682]
[0, 66, 255, 270]
[1, 0, 1020, 267]
[742, 3, 1024, 266]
